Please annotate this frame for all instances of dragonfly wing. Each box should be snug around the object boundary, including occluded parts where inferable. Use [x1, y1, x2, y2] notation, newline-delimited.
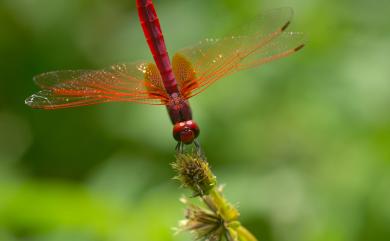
[236, 31, 305, 70]
[174, 7, 305, 98]
[172, 53, 198, 98]
[26, 62, 169, 109]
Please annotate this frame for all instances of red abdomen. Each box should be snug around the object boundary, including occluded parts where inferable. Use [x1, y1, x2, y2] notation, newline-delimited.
[136, 0, 178, 94]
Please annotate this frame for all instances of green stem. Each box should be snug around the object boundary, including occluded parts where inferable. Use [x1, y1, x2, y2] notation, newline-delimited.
[208, 188, 238, 221]
[173, 153, 259, 241]
[236, 226, 259, 241]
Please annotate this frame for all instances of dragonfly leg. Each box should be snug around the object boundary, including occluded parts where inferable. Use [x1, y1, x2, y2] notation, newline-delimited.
[175, 142, 184, 154]
[194, 139, 207, 161]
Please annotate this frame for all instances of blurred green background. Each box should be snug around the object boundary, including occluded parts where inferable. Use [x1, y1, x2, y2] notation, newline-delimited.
[1, 0, 389, 240]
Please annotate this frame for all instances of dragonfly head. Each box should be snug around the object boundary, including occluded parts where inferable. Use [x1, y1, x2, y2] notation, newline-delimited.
[173, 120, 200, 144]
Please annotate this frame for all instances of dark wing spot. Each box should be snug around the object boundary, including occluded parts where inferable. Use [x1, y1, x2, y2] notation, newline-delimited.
[281, 21, 291, 31]
[294, 44, 305, 52]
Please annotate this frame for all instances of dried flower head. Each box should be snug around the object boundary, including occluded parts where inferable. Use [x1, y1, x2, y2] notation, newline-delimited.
[172, 154, 216, 196]
[179, 197, 240, 241]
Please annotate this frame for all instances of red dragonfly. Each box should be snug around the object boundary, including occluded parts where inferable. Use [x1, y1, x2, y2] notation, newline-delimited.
[25, 0, 304, 151]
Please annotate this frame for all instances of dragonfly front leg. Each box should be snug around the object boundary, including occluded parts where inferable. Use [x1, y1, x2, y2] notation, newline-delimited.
[194, 139, 207, 161]
[175, 140, 206, 161]
[175, 142, 184, 154]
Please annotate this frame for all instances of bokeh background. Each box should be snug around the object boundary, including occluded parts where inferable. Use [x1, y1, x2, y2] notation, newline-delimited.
[1, 0, 389, 240]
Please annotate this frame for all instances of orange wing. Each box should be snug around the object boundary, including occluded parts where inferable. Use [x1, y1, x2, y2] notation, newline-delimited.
[26, 62, 169, 109]
[172, 7, 306, 99]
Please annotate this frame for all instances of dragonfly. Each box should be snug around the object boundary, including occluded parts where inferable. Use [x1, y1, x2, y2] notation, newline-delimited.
[25, 0, 305, 152]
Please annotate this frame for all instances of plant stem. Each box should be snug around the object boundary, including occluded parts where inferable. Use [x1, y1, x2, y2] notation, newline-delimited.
[236, 226, 259, 241]
[173, 153, 259, 241]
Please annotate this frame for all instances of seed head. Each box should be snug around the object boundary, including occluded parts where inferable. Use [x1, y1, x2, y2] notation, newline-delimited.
[172, 154, 216, 196]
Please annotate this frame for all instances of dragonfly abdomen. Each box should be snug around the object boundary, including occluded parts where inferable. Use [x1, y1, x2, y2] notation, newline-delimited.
[136, 0, 178, 94]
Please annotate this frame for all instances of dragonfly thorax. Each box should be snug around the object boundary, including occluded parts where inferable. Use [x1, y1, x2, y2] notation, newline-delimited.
[173, 120, 200, 144]
[167, 93, 185, 110]
[166, 93, 193, 123]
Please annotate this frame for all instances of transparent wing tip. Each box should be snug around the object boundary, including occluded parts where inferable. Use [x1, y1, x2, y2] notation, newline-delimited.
[25, 91, 54, 109]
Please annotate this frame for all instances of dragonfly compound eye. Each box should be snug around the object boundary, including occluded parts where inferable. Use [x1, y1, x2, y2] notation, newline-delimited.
[173, 120, 200, 144]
